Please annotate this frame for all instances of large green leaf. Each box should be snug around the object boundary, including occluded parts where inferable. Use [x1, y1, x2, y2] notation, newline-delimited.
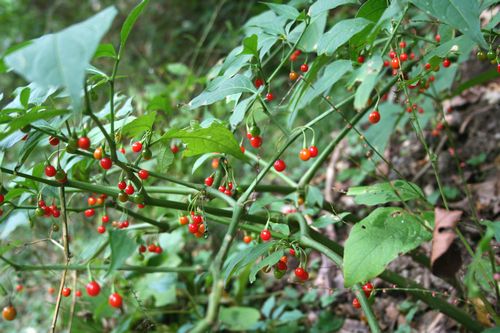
[349, 0, 386, 48]
[219, 306, 260, 331]
[120, 0, 149, 50]
[161, 122, 246, 160]
[249, 249, 284, 283]
[265, 3, 300, 20]
[317, 18, 371, 55]
[343, 207, 432, 287]
[188, 74, 256, 109]
[353, 54, 383, 109]
[347, 180, 424, 205]
[108, 230, 136, 274]
[121, 111, 156, 138]
[308, 0, 358, 16]
[4, 7, 117, 112]
[410, 0, 488, 49]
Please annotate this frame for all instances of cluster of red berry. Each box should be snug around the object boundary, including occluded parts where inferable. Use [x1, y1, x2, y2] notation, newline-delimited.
[139, 243, 163, 254]
[35, 199, 60, 218]
[58, 280, 123, 308]
[179, 213, 206, 238]
[352, 282, 374, 309]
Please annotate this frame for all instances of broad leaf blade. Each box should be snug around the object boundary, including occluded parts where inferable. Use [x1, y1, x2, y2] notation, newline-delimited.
[120, 0, 149, 50]
[347, 180, 424, 205]
[410, 0, 488, 49]
[161, 122, 246, 160]
[121, 111, 156, 138]
[317, 18, 371, 55]
[343, 207, 432, 287]
[249, 250, 284, 283]
[5, 7, 117, 112]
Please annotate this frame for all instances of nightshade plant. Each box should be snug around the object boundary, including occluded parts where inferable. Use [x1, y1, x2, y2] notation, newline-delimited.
[0, 0, 498, 332]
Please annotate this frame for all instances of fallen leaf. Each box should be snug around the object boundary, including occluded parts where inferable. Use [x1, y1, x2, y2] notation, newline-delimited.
[431, 208, 463, 278]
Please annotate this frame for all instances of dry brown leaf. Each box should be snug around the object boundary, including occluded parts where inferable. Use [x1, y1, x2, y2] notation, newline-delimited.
[471, 297, 493, 327]
[431, 208, 463, 278]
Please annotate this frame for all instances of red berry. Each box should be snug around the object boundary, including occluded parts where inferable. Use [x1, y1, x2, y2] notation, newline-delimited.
[289, 248, 296, 256]
[188, 223, 199, 234]
[118, 181, 126, 190]
[260, 229, 271, 241]
[399, 41, 406, 49]
[75, 290, 82, 297]
[119, 147, 126, 154]
[218, 185, 226, 193]
[154, 246, 163, 254]
[49, 136, 59, 146]
[171, 145, 179, 153]
[131, 142, 143, 153]
[86, 281, 101, 297]
[62, 287, 71, 297]
[254, 78, 264, 88]
[497, 63, 500, 74]
[249, 136, 262, 148]
[97, 225, 106, 234]
[435, 34, 441, 43]
[108, 293, 123, 308]
[139, 245, 146, 253]
[300, 63, 309, 72]
[204, 176, 214, 187]
[148, 244, 157, 252]
[383, 60, 389, 67]
[100, 157, 112, 170]
[410, 52, 415, 60]
[38, 200, 45, 207]
[137, 203, 145, 209]
[138, 169, 149, 180]
[102, 215, 109, 223]
[265, 93, 274, 101]
[52, 209, 60, 218]
[429, 75, 435, 82]
[299, 148, 310, 161]
[391, 58, 399, 69]
[290, 53, 298, 62]
[45, 165, 56, 177]
[77, 137, 91, 150]
[352, 298, 361, 309]
[227, 182, 233, 190]
[84, 208, 95, 218]
[125, 184, 135, 195]
[389, 50, 396, 59]
[276, 261, 287, 271]
[424, 63, 431, 70]
[224, 189, 232, 196]
[192, 215, 203, 224]
[15, 285, 23, 292]
[121, 220, 129, 228]
[308, 146, 318, 157]
[362, 282, 374, 297]
[273, 159, 286, 172]
[368, 110, 380, 124]
[294, 267, 308, 281]
[443, 58, 451, 67]
[240, 145, 245, 153]
[357, 55, 365, 63]
[243, 235, 252, 244]
[400, 53, 408, 61]
[293, 50, 302, 56]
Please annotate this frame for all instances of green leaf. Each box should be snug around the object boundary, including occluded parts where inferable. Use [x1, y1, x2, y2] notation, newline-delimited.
[466, 153, 486, 166]
[121, 111, 156, 138]
[120, 0, 149, 50]
[219, 306, 260, 331]
[4, 7, 117, 112]
[230, 94, 256, 130]
[410, 0, 488, 49]
[241, 34, 258, 57]
[94, 43, 117, 59]
[307, 186, 324, 207]
[249, 249, 284, 283]
[161, 122, 246, 160]
[135, 273, 177, 306]
[188, 74, 256, 109]
[349, 0, 385, 48]
[0, 108, 69, 141]
[157, 143, 175, 171]
[20, 87, 31, 108]
[347, 180, 424, 205]
[343, 207, 432, 287]
[308, 0, 357, 16]
[317, 18, 371, 55]
[353, 54, 383, 109]
[223, 241, 274, 283]
[269, 222, 290, 236]
[265, 3, 300, 20]
[166, 63, 190, 76]
[108, 230, 136, 274]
